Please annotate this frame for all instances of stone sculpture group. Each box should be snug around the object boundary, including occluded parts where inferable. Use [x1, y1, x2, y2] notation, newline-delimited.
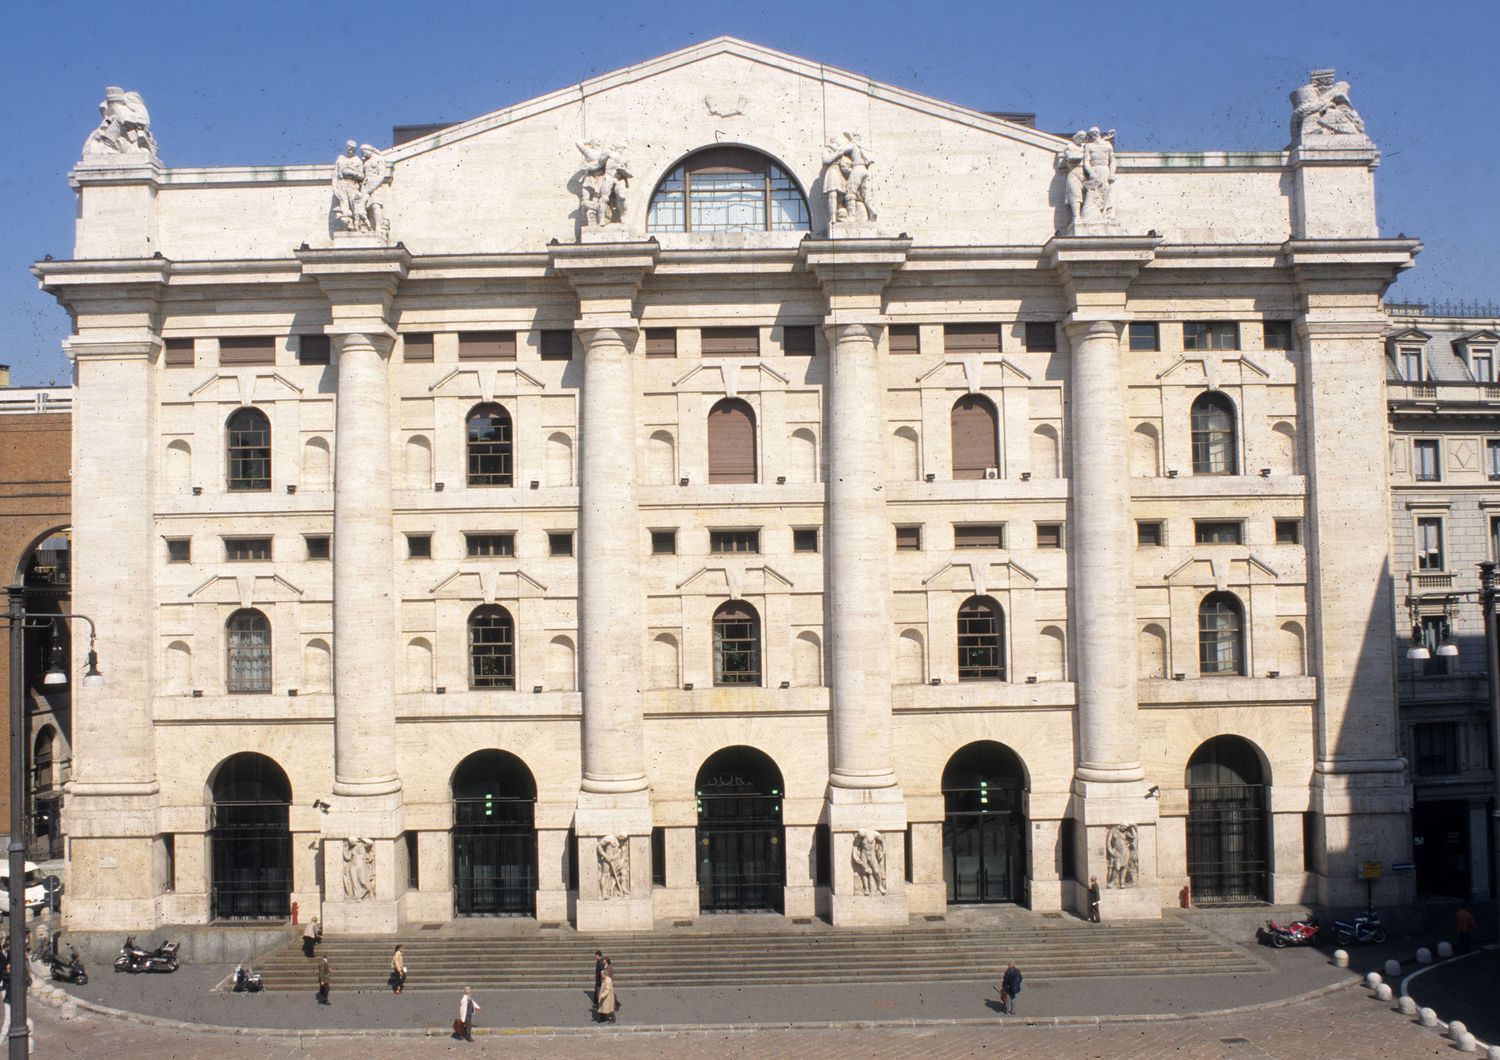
[331, 140, 391, 238]
[342, 836, 376, 901]
[852, 829, 887, 896]
[1105, 824, 1139, 889]
[596, 834, 631, 899]
[822, 132, 879, 225]
[576, 139, 632, 227]
[1056, 126, 1117, 231]
[1289, 68, 1367, 142]
[82, 86, 157, 161]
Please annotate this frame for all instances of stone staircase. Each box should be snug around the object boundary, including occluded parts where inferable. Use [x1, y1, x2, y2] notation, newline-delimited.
[254, 914, 1265, 992]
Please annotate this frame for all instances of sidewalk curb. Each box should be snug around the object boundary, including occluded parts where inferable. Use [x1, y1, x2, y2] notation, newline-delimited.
[34, 974, 1359, 1040]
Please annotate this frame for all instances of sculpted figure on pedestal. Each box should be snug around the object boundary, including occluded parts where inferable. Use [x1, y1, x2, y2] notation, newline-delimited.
[596, 834, 630, 899]
[82, 86, 157, 161]
[852, 829, 887, 896]
[342, 836, 376, 900]
[1057, 127, 1118, 231]
[331, 141, 392, 238]
[822, 132, 879, 225]
[1290, 69, 1367, 143]
[576, 139, 631, 227]
[1105, 824, 1138, 889]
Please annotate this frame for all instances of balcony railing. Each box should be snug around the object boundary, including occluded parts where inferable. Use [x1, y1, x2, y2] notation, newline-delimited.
[1390, 380, 1500, 405]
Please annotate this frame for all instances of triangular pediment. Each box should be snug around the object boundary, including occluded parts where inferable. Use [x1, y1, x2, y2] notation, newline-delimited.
[188, 574, 303, 606]
[672, 361, 789, 397]
[677, 564, 793, 595]
[430, 567, 548, 602]
[189, 371, 303, 403]
[429, 366, 546, 400]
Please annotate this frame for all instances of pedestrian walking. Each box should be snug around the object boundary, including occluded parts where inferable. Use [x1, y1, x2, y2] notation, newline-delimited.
[456, 986, 480, 1041]
[1456, 906, 1476, 954]
[999, 961, 1022, 1015]
[315, 954, 332, 1005]
[1088, 876, 1102, 923]
[595, 959, 618, 1023]
[592, 949, 605, 1011]
[302, 916, 321, 958]
[390, 944, 407, 994]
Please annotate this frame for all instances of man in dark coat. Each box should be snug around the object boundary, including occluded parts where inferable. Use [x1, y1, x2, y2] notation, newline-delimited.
[1088, 876, 1102, 923]
[592, 949, 605, 1011]
[1000, 961, 1022, 1015]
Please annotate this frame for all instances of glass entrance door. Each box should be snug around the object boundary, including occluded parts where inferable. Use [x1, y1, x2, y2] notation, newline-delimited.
[944, 810, 1022, 903]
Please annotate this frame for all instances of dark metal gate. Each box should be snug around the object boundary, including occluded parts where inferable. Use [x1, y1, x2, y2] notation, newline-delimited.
[1186, 783, 1269, 903]
[453, 797, 537, 916]
[944, 810, 1024, 903]
[697, 793, 784, 912]
[209, 800, 291, 920]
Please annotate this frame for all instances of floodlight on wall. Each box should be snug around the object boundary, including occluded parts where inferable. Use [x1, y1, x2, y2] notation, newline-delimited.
[287, 688, 298, 696]
[192, 689, 203, 698]
[1268, 670, 1281, 679]
[1172, 672, 1186, 681]
[1020, 472, 1032, 482]
[1166, 469, 1179, 478]
[779, 680, 790, 689]
[532, 685, 543, 693]
[434, 481, 444, 491]
[530, 480, 540, 489]
[192, 486, 204, 495]
[683, 682, 693, 691]
[924, 473, 936, 483]
[776, 476, 786, 485]
[1259, 468, 1272, 478]
[1025, 675, 1038, 684]
[679, 477, 690, 487]
[435, 686, 447, 694]
[929, 677, 942, 686]
[286, 484, 297, 494]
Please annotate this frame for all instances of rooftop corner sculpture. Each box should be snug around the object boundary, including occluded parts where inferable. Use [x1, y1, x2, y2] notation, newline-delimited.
[81, 86, 157, 162]
[1289, 68, 1368, 144]
[331, 140, 392, 239]
[1056, 126, 1118, 232]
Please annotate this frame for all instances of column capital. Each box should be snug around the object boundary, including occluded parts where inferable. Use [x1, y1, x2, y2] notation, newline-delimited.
[298, 245, 409, 333]
[576, 324, 638, 349]
[1044, 234, 1160, 316]
[821, 321, 884, 345]
[550, 241, 658, 323]
[801, 237, 910, 317]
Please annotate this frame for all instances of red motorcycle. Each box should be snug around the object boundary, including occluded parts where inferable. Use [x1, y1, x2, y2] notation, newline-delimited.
[1257, 916, 1320, 948]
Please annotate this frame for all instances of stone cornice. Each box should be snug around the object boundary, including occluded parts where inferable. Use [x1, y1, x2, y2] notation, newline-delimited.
[549, 240, 659, 323]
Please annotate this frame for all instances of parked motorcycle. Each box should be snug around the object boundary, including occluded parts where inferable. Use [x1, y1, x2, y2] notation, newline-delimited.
[1331, 911, 1387, 946]
[50, 948, 88, 985]
[1257, 916, 1320, 948]
[113, 936, 179, 974]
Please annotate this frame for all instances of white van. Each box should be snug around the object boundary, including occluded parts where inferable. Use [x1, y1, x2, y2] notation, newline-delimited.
[0, 863, 49, 915]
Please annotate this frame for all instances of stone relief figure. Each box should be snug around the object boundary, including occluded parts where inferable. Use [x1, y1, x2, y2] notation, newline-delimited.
[331, 140, 392, 238]
[851, 829, 887, 896]
[596, 834, 630, 899]
[1290, 69, 1367, 142]
[1105, 824, 1138, 889]
[82, 86, 157, 161]
[342, 836, 375, 901]
[576, 139, 631, 227]
[822, 132, 879, 224]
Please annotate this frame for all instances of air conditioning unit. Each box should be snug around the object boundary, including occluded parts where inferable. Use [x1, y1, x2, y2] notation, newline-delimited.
[983, 467, 1000, 480]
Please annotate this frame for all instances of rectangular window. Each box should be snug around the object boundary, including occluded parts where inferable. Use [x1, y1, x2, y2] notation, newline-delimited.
[1474, 349, 1495, 383]
[709, 529, 760, 554]
[645, 328, 677, 358]
[895, 525, 922, 551]
[1183, 321, 1240, 351]
[815, 823, 831, 887]
[1415, 517, 1444, 570]
[219, 336, 276, 366]
[162, 833, 176, 893]
[458, 331, 517, 360]
[1036, 523, 1063, 548]
[1128, 322, 1160, 352]
[1274, 519, 1301, 545]
[954, 524, 1005, 549]
[1136, 521, 1164, 547]
[465, 533, 515, 558]
[943, 323, 1003, 354]
[539, 329, 573, 361]
[1023, 322, 1058, 353]
[792, 528, 819, 553]
[1412, 722, 1460, 776]
[889, 324, 920, 355]
[1487, 439, 1500, 479]
[1262, 320, 1293, 351]
[650, 529, 677, 555]
[1413, 439, 1441, 481]
[163, 338, 195, 367]
[1400, 347, 1423, 381]
[297, 334, 331, 365]
[651, 827, 667, 888]
[402, 333, 435, 363]
[166, 538, 191, 563]
[782, 326, 816, 356]
[404, 831, 420, 889]
[224, 537, 272, 561]
[1492, 516, 1500, 562]
[1194, 521, 1243, 545]
[548, 531, 574, 557]
[406, 533, 432, 559]
[305, 535, 330, 560]
[701, 326, 760, 356]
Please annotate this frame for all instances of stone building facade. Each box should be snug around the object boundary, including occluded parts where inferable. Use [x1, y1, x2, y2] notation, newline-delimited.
[36, 41, 1415, 933]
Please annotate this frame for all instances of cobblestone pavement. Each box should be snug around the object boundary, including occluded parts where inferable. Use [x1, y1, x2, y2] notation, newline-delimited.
[29, 981, 1449, 1059]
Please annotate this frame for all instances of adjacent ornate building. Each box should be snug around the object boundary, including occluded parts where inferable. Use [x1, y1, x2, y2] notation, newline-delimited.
[36, 41, 1417, 934]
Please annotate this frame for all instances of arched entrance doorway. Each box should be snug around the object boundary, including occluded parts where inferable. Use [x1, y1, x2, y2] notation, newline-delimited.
[696, 746, 784, 913]
[1186, 736, 1270, 903]
[451, 750, 538, 917]
[18, 527, 71, 860]
[942, 741, 1027, 904]
[209, 753, 292, 920]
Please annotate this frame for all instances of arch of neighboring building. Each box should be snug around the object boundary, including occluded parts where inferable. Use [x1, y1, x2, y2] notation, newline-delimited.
[695, 745, 786, 913]
[206, 751, 293, 920]
[1184, 735, 1271, 904]
[941, 740, 1029, 905]
[450, 749, 539, 917]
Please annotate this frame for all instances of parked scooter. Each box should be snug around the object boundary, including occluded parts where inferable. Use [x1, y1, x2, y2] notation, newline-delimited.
[1257, 915, 1320, 948]
[232, 963, 263, 993]
[50, 948, 88, 985]
[1331, 911, 1387, 946]
[114, 936, 180, 974]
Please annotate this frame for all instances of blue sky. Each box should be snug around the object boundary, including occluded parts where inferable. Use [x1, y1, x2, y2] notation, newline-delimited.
[5, 0, 1496, 384]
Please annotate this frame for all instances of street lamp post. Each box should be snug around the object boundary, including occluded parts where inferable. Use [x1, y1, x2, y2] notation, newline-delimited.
[6, 584, 103, 1060]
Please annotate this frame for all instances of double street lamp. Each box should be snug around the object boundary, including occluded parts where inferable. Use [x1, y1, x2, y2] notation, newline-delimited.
[6, 584, 103, 1060]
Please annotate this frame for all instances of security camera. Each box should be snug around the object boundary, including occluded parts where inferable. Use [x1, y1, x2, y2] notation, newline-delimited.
[1145, 785, 1161, 799]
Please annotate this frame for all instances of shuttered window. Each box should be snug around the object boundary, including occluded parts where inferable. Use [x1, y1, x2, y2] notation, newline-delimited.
[297, 335, 331, 365]
[645, 328, 678, 358]
[403, 333, 435, 362]
[1023, 323, 1057, 352]
[954, 525, 1005, 549]
[895, 526, 922, 551]
[459, 331, 517, 360]
[539, 330, 573, 361]
[219, 337, 276, 366]
[164, 338, 194, 367]
[707, 399, 757, 483]
[943, 323, 1003, 354]
[782, 326, 816, 356]
[701, 327, 760, 357]
[889, 325, 920, 355]
[950, 395, 999, 479]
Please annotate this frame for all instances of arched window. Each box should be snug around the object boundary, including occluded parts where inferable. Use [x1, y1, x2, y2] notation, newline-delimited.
[226, 608, 271, 693]
[226, 408, 271, 492]
[647, 147, 810, 233]
[466, 403, 513, 488]
[1198, 592, 1245, 675]
[1190, 393, 1238, 475]
[713, 601, 761, 686]
[957, 595, 1005, 681]
[707, 398, 757, 484]
[951, 396, 999, 480]
[468, 605, 515, 689]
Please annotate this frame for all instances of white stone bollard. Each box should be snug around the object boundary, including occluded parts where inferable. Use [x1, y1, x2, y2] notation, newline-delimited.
[1375, 983, 1393, 1002]
[1416, 947, 1432, 964]
[1439, 941, 1454, 958]
[1366, 971, 1383, 988]
[1384, 958, 1402, 978]
[1419, 1007, 1438, 1027]
[1398, 996, 1417, 1015]
[1457, 1031, 1477, 1053]
[1333, 948, 1350, 967]
[1451, 1021, 1468, 1040]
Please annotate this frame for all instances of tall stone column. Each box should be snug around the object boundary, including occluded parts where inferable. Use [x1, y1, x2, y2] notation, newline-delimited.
[1048, 236, 1160, 919]
[805, 238, 910, 926]
[299, 247, 409, 932]
[552, 242, 657, 930]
